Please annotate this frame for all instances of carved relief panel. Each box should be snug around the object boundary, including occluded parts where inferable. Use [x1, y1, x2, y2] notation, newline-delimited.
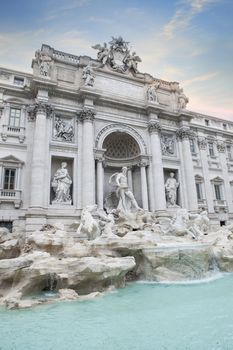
[161, 134, 176, 157]
[52, 115, 74, 142]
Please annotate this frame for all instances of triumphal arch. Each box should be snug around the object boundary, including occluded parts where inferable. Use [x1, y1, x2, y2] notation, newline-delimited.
[0, 36, 233, 231]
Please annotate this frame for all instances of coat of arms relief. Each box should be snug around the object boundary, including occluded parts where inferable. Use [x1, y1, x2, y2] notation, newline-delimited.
[92, 36, 141, 74]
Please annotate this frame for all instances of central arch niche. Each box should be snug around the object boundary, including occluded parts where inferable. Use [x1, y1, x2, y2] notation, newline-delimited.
[103, 132, 140, 160]
[102, 131, 142, 208]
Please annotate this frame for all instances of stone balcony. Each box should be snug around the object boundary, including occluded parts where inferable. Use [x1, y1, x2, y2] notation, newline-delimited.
[213, 199, 228, 213]
[197, 198, 207, 209]
[1, 124, 25, 143]
[0, 189, 22, 208]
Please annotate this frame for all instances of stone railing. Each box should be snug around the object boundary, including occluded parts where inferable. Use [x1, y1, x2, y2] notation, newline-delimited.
[53, 50, 80, 64]
[1, 125, 25, 143]
[213, 199, 228, 213]
[0, 189, 22, 208]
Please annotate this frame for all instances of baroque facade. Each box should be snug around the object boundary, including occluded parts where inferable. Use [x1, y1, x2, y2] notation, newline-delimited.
[0, 37, 233, 232]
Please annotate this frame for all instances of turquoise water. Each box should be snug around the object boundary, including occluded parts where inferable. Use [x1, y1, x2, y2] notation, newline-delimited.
[1, 275, 233, 350]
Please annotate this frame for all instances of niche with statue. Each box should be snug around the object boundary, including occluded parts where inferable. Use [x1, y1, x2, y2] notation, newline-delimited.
[50, 157, 73, 205]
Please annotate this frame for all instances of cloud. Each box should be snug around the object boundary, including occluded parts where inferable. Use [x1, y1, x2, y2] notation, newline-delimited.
[163, 0, 219, 38]
[44, 0, 90, 21]
[181, 71, 219, 86]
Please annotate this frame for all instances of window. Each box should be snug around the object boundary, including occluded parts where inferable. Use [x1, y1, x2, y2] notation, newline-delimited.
[223, 123, 227, 130]
[3, 168, 16, 190]
[9, 108, 21, 127]
[208, 142, 215, 157]
[13, 76, 24, 86]
[205, 119, 209, 126]
[196, 183, 202, 200]
[190, 139, 196, 154]
[226, 145, 232, 160]
[214, 184, 222, 200]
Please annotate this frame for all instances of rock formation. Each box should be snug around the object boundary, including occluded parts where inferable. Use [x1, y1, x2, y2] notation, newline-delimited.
[1, 210, 233, 309]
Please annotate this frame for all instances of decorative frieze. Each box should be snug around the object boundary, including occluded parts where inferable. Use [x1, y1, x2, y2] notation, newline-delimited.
[77, 107, 96, 122]
[148, 120, 161, 134]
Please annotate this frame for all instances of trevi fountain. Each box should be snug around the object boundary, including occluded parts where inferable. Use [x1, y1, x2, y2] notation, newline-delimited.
[1, 167, 233, 349]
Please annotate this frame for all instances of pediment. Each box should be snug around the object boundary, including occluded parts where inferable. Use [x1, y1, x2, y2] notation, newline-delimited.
[0, 155, 24, 164]
[211, 176, 224, 183]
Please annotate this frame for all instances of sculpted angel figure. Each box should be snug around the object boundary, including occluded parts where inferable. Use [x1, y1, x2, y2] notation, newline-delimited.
[92, 43, 109, 65]
[109, 167, 139, 213]
[124, 51, 141, 73]
[52, 162, 72, 203]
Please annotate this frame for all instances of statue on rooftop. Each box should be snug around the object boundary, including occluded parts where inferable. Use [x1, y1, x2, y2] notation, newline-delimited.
[92, 36, 141, 75]
[82, 63, 95, 86]
[35, 50, 52, 77]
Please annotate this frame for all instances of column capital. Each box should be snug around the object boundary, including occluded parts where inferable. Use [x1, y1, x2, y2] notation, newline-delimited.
[217, 142, 226, 153]
[197, 137, 207, 150]
[176, 126, 195, 140]
[148, 120, 162, 134]
[77, 107, 95, 123]
[137, 160, 149, 168]
[27, 101, 53, 121]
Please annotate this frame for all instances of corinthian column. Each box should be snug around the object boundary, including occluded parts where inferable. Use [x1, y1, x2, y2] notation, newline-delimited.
[197, 135, 214, 213]
[138, 161, 149, 210]
[78, 107, 96, 207]
[176, 127, 198, 212]
[148, 120, 166, 212]
[29, 101, 53, 208]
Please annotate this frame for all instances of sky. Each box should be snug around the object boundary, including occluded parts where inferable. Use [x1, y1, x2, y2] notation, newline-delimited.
[0, 0, 232, 120]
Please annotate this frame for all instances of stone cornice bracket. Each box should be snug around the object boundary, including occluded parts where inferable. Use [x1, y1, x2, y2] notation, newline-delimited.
[217, 142, 226, 153]
[176, 126, 196, 140]
[27, 102, 54, 121]
[77, 107, 96, 123]
[197, 137, 207, 150]
[148, 120, 162, 134]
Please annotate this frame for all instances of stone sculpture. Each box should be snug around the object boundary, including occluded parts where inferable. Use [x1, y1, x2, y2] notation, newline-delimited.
[147, 82, 160, 103]
[35, 50, 52, 77]
[54, 117, 74, 142]
[161, 135, 175, 156]
[188, 210, 210, 239]
[177, 88, 189, 109]
[52, 162, 72, 204]
[91, 43, 109, 65]
[124, 51, 141, 74]
[92, 36, 141, 74]
[165, 172, 179, 207]
[109, 167, 140, 213]
[77, 205, 100, 239]
[82, 63, 95, 86]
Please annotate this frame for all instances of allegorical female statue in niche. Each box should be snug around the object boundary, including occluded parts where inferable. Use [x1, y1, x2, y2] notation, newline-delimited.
[52, 162, 72, 204]
[165, 172, 179, 207]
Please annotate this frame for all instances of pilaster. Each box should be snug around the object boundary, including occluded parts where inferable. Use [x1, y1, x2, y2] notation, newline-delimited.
[148, 118, 166, 212]
[77, 106, 96, 207]
[29, 99, 53, 209]
[176, 126, 198, 212]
